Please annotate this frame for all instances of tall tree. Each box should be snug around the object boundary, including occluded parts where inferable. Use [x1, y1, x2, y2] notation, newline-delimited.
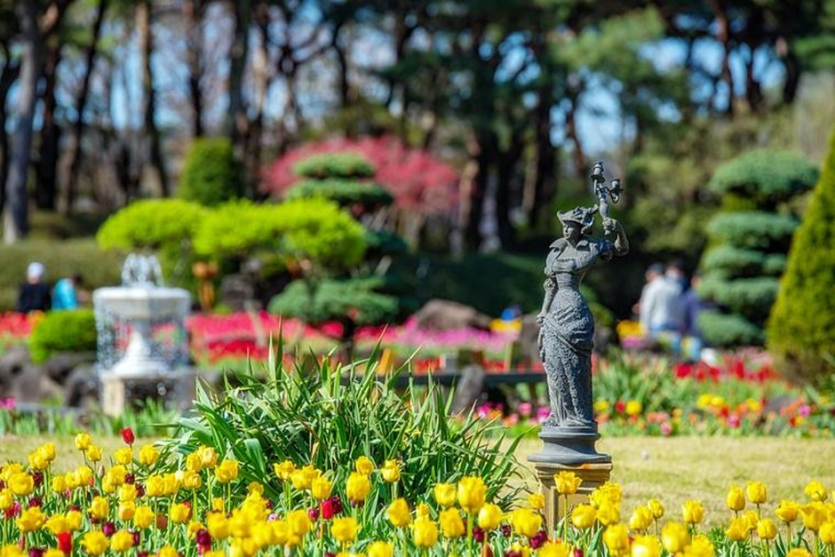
[183, 0, 203, 138]
[137, 0, 168, 196]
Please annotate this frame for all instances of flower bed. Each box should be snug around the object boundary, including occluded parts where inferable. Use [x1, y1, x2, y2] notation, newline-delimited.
[1, 436, 833, 557]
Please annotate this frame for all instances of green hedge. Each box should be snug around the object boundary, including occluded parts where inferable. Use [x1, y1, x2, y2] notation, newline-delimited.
[708, 150, 819, 201]
[0, 239, 122, 311]
[705, 211, 799, 251]
[293, 152, 375, 179]
[285, 179, 393, 207]
[178, 137, 244, 206]
[698, 275, 779, 320]
[768, 129, 835, 386]
[269, 277, 400, 326]
[29, 309, 97, 363]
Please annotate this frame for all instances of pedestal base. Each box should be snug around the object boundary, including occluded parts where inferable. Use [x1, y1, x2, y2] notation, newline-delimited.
[101, 369, 196, 417]
[528, 425, 613, 533]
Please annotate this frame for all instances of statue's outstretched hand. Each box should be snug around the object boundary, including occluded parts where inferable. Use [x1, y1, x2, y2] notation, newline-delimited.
[536, 312, 546, 325]
[602, 217, 618, 234]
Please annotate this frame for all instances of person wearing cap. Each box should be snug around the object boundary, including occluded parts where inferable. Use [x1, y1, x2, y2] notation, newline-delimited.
[638, 262, 684, 351]
[16, 262, 52, 313]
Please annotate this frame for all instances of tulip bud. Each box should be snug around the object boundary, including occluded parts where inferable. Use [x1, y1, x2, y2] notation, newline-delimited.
[122, 428, 135, 445]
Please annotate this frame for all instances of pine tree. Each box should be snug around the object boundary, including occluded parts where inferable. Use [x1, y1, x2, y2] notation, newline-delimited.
[768, 130, 835, 385]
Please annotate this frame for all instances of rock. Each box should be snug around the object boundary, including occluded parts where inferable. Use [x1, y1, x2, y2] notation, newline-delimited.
[451, 364, 486, 414]
[219, 274, 256, 312]
[64, 365, 100, 408]
[0, 345, 31, 389]
[517, 314, 541, 367]
[414, 299, 492, 331]
[44, 352, 96, 383]
[11, 365, 63, 404]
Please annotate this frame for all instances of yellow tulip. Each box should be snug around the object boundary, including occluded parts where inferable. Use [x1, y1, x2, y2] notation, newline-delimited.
[51, 475, 66, 494]
[207, 512, 231, 540]
[0, 489, 13, 510]
[412, 516, 438, 547]
[726, 486, 746, 512]
[110, 530, 134, 553]
[139, 444, 159, 467]
[355, 456, 374, 475]
[16, 507, 46, 533]
[188, 521, 205, 541]
[800, 502, 827, 532]
[291, 465, 319, 490]
[118, 501, 136, 521]
[631, 535, 661, 557]
[757, 519, 777, 540]
[439, 508, 465, 538]
[742, 510, 759, 530]
[509, 508, 542, 538]
[74, 433, 92, 451]
[170, 502, 191, 524]
[434, 483, 457, 508]
[629, 506, 653, 531]
[683, 535, 715, 557]
[554, 471, 582, 495]
[805, 481, 828, 502]
[66, 510, 83, 531]
[648, 499, 665, 519]
[380, 460, 400, 483]
[776, 500, 800, 522]
[212, 498, 224, 512]
[45, 514, 69, 536]
[662, 521, 690, 553]
[572, 504, 597, 529]
[346, 472, 372, 503]
[28, 451, 48, 471]
[786, 550, 812, 557]
[82, 531, 109, 556]
[457, 476, 486, 514]
[44, 550, 63, 557]
[592, 482, 623, 507]
[820, 522, 835, 545]
[183, 471, 202, 490]
[215, 459, 239, 483]
[540, 541, 570, 557]
[158, 546, 179, 557]
[746, 482, 767, 505]
[683, 500, 705, 525]
[331, 516, 359, 545]
[114, 447, 133, 466]
[273, 460, 295, 480]
[197, 445, 218, 468]
[86, 445, 103, 462]
[387, 498, 411, 528]
[477, 503, 504, 531]
[725, 518, 750, 541]
[76, 465, 93, 485]
[8, 472, 34, 496]
[528, 493, 546, 510]
[286, 509, 311, 537]
[134, 506, 155, 529]
[603, 524, 630, 556]
[625, 400, 643, 416]
[90, 496, 110, 520]
[311, 475, 333, 500]
[367, 541, 394, 557]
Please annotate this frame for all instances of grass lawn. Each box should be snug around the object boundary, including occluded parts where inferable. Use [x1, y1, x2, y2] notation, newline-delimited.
[516, 436, 835, 526]
[3, 435, 832, 528]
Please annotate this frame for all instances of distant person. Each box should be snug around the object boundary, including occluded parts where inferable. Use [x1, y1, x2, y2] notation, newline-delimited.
[638, 263, 684, 352]
[682, 272, 712, 361]
[52, 273, 84, 311]
[500, 304, 522, 321]
[16, 262, 51, 313]
[666, 259, 689, 293]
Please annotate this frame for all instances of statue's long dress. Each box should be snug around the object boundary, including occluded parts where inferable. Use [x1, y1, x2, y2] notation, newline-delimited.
[541, 238, 613, 428]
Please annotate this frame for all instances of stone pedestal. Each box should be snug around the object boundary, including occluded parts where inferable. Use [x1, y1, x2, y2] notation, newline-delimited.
[528, 425, 612, 533]
[101, 369, 196, 417]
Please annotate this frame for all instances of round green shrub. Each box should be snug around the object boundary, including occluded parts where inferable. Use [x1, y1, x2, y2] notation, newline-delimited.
[97, 199, 208, 250]
[178, 138, 244, 206]
[29, 309, 97, 363]
[293, 152, 375, 179]
[700, 246, 767, 278]
[269, 277, 399, 326]
[705, 211, 799, 250]
[192, 200, 283, 257]
[708, 150, 819, 202]
[698, 275, 779, 321]
[698, 310, 764, 348]
[285, 179, 393, 207]
[768, 130, 835, 386]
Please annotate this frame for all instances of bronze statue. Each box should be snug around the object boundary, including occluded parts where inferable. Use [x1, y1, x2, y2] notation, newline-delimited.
[536, 162, 629, 430]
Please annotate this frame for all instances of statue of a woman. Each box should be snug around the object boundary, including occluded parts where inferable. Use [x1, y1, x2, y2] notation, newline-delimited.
[537, 204, 629, 429]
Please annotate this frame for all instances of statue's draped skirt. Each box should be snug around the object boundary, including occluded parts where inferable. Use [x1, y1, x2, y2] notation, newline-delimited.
[541, 279, 595, 427]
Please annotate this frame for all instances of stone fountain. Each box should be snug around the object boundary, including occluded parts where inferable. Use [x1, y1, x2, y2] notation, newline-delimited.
[93, 254, 194, 416]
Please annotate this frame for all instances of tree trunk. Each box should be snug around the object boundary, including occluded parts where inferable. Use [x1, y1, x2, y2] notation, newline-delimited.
[708, 0, 734, 116]
[228, 0, 251, 154]
[4, 2, 41, 243]
[184, 0, 203, 138]
[63, 0, 108, 213]
[34, 43, 61, 210]
[246, 2, 272, 192]
[529, 91, 557, 230]
[464, 133, 495, 252]
[0, 56, 20, 216]
[138, 0, 169, 196]
[781, 47, 801, 105]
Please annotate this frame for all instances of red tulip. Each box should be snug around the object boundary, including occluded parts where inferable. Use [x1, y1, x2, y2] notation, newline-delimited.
[57, 532, 72, 555]
[121, 427, 135, 445]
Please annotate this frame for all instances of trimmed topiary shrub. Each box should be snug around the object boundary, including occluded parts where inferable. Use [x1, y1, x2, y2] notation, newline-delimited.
[699, 150, 816, 347]
[178, 138, 244, 206]
[768, 130, 835, 386]
[29, 309, 97, 363]
[708, 149, 819, 204]
[293, 152, 375, 179]
[96, 199, 208, 250]
[285, 179, 393, 207]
